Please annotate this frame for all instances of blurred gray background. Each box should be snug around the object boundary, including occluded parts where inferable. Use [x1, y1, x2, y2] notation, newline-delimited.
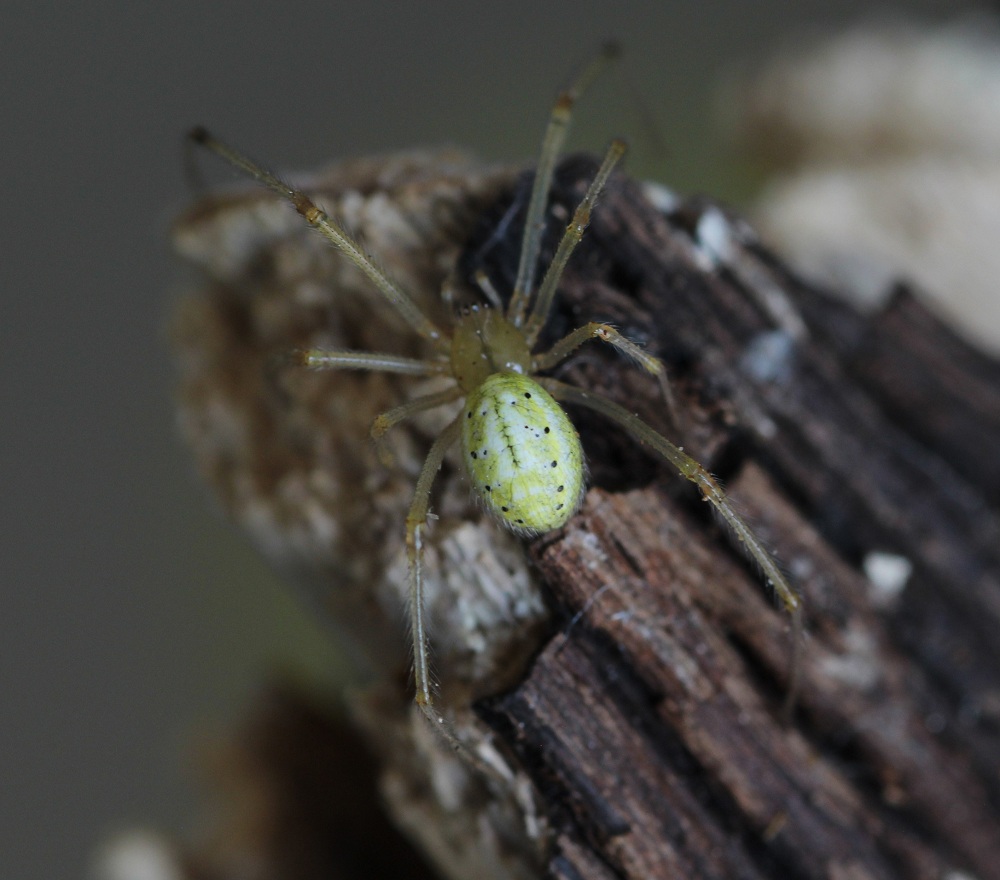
[2, 2, 985, 877]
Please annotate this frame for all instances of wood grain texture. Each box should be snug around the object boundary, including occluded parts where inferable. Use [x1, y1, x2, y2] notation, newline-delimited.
[171, 152, 1000, 880]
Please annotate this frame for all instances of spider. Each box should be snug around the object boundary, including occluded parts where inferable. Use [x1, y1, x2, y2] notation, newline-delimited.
[189, 46, 801, 747]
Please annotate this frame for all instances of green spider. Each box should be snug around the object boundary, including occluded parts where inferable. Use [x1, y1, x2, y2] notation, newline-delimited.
[189, 46, 801, 747]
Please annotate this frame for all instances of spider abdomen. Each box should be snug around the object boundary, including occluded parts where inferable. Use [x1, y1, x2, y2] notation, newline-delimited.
[462, 373, 584, 533]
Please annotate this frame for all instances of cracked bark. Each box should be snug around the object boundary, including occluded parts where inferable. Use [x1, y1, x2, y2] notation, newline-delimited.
[171, 151, 1000, 880]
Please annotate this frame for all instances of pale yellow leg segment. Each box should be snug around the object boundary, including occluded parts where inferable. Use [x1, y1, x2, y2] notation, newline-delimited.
[533, 321, 680, 433]
[523, 140, 627, 346]
[507, 42, 621, 327]
[188, 127, 451, 352]
[370, 387, 463, 466]
[534, 322, 662, 374]
[472, 269, 504, 310]
[542, 378, 803, 710]
[371, 387, 464, 442]
[404, 417, 464, 745]
[295, 349, 449, 375]
[542, 378, 799, 611]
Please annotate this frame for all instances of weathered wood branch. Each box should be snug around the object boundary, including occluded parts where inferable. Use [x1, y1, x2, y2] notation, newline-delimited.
[170, 150, 1000, 880]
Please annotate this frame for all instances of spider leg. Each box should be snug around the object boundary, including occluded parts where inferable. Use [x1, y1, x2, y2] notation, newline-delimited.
[522, 140, 626, 347]
[188, 127, 451, 353]
[507, 42, 620, 327]
[404, 416, 465, 745]
[472, 269, 505, 310]
[540, 377, 803, 711]
[534, 321, 679, 433]
[289, 351, 484, 743]
[293, 349, 449, 375]
[541, 377, 799, 612]
[371, 387, 463, 441]
[370, 387, 463, 466]
[534, 321, 661, 374]
[287, 348, 457, 469]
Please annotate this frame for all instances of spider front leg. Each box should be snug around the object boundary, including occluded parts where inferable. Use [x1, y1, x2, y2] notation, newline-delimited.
[540, 376, 803, 713]
[189, 127, 451, 353]
[506, 41, 621, 327]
